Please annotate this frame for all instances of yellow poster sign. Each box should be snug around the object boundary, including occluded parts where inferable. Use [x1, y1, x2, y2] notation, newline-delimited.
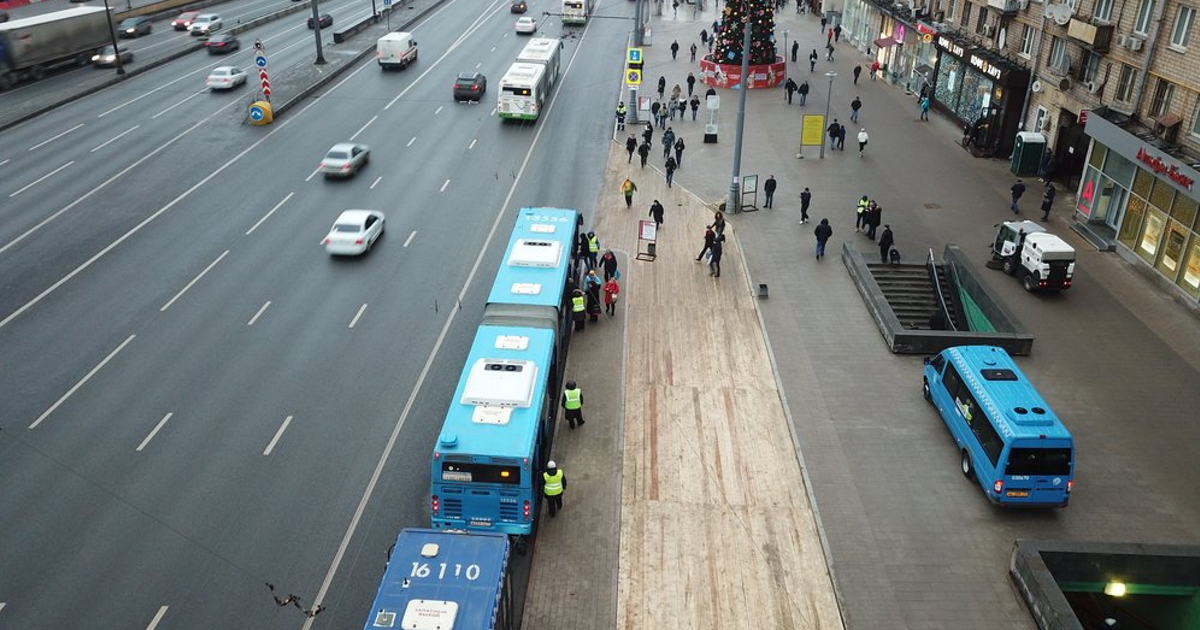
[801, 114, 825, 146]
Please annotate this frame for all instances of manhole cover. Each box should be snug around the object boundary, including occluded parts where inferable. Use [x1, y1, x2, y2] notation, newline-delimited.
[924, 203, 943, 209]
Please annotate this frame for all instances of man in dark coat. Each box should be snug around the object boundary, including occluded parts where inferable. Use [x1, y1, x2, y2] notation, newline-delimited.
[784, 78, 797, 104]
[686, 72, 696, 96]
[1040, 184, 1057, 221]
[696, 226, 716, 262]
[625, 134, 637, 163]
[708, 232, 725, 277]
[798, 80, 809, 105]
[657, 75, 667, 98]
[878, 224, 895, 263]
[763, 174, 777, 208]
[814, 218, 833, 260]
[827, 119, 840, 150]
[649, 199, 665, 229]
[1011, 179, 1027, 213]
[791, 40, 800, 62]
[799, 187, 812, 223]
[638, 141, 651, 168]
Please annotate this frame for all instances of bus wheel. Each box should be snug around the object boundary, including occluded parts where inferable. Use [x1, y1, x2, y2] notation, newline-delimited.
[922, 378, 931, 402]
[960, 450, 975, 480]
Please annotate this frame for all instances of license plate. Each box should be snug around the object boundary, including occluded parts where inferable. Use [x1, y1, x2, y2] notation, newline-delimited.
[469, 519, 492, 527]
[1005, 490, 1030, 498]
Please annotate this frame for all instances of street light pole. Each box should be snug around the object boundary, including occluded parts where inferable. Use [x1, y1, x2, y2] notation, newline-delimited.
[727, 12, 753, 214]
[820, 70, 836, 159]
[100, 0, 125, 75]
[310, 0, 326, 64]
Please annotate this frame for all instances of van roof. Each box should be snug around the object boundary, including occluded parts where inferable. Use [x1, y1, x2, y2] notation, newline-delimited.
[379, 32, 412, 41]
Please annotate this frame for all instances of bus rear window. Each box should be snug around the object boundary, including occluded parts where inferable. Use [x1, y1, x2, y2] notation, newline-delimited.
[442, 461, 522, 485]
[1005, 448, 1072, 476]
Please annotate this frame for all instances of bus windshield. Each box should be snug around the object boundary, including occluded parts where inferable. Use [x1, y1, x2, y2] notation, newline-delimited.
[1005, 448, 1072, 476]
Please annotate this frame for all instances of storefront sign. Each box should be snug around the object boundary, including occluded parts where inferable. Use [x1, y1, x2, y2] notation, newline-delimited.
[1137, 147, 1196, 191]
[1078, 176, 1096, 216]
[916, 22, 937, 36]
[937, 36, 964, 57]
[969, 53, 1003, 80]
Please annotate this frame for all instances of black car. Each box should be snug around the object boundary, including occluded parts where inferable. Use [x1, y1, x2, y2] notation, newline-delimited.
[205, 33, 240, 54]
[307, 13, 333, 28]
[118, 16, 152, 38]
[453, 72, 487, 102]
[510, 0, 528, 12]
[0, 11, 10, 23]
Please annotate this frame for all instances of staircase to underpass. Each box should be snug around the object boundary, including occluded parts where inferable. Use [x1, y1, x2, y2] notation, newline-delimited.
[867, 263, 960, 330]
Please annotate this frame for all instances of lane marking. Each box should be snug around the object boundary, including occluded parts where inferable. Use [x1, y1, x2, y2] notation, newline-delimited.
[349, 115, 378, 141]
[246, 192, 294, 235]
[28, 124, 85, 151]
[475, 62, 481, 69]
[468, 138, 477, 149]
[145, 605, 168, 630]
[91, 125, 140, 153]
[151, 90, 204, 119]
[0, 159, 8, 167]
[305, 167, 322, 182]
[263, 415, 292, 456]
[490, 107, 497, 116]
[435, 105, 444, 115]
[30, 334, 136, 429]
[370, 176, 382, 189]
[247, 301, 271, 326]
[348, 303, 368, 328]
[403, 230, 416, 247]
[301, 8, 591, 624]
[9, 161, 74, 198]
[136, 413, 174, 451]
[406, 136, 416, 147]
[440, 179, 450, 192]
[160, 250, 229, 312]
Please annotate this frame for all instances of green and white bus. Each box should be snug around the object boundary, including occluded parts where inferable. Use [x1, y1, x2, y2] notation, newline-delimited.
[497, 63, 549, 120]
[561, 0, 587, 24]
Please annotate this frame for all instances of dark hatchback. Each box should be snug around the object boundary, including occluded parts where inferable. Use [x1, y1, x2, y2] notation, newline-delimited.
[453, 72, 487, 101]
[205, 33, 240, 54]
[510, 0, 527, 12]
[307, 13, 333, 28]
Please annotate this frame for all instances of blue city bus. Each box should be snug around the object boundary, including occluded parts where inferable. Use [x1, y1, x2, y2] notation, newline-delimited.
[364, 528, 512, 630]
[922, 346, 1075, 507]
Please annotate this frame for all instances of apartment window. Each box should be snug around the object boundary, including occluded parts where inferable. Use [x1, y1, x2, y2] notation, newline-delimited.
[1080, 50, 1100, 83]
[1151, 78, 1175, 116]
[977, 7, 990, 34]
[1135, 0, 1155, 35]
[1094, 0, 1114, 21]
[963, 2, 972, 27]
[948, 0, 957, 21]
[1020, 24, 1034, 56]
[1192, 102, 1200, 136]
[1171, 6, 1194, 48]
[1049, 36, 1067, 71]
[1115, 64, 1136, 102]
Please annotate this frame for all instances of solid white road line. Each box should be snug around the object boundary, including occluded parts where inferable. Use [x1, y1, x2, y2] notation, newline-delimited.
[151, 90, 204, 119]
[406, 136, 416, 147]
[247, 301, 271, 326]
[440, 179, 450, 192]
[246, 192, 294, 235]
[301, 10, 593, 626]
[160, 250, 229, 312]
[435, 105, 444, 115]
[349, 115, 378, 141]
[28, 124, 84, 151]
[348, 303, 368, 328]
[468, 138, 477, 149]
[403, 230, 417, 247]
[9, 161, 74, 198]
[30, 334, 136, 429]
[136, 413, 174, 452]
[144, 605, 168, 630]
[91, 125, 140, 153]
[370, 176, 382, 189]
[263, 416, 292, 456]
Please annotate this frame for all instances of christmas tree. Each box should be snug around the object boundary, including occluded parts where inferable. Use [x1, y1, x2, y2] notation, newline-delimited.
[712, 0, 778, 66]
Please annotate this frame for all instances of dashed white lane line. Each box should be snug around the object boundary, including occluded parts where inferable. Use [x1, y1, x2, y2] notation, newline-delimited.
[160, 250, 229, 312]
[247, 301, 271, 326]
[246, 192, 293, 235]
[152, 91, 204, 119]
[91, 125, 140, 153]
[145, 605, 168, 630]
[475, 62, 481, 69]
[468, 138, 477, 149]
[9, 161, 73, 198]
[305, 167, 322, 182]
[440, 179, 450, 192]
[490, 107, 497, 116]
[348, 303, 368, 328]
[0, 159, 9, 167]
[263, 416, 293, 455]
[349, 115, 378, 141]
[370, 176, 382, 189]
[30, 334, 136, 429]
[29, 124, 84, 151]
[407, 136, 416, 147]
[136, 413, 174, 451]
[435, 105, 444, 115]
[0, 602, 6, 613]
[403, 230, 417, 247]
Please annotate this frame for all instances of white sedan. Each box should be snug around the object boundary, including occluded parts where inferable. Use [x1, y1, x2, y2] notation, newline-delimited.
[206, 66, 247, 90]
[323, 210, 385, 256]
[515, 16, 537, 34]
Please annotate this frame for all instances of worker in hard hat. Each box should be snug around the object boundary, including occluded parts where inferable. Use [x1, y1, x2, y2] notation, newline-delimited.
[562, 380, 584, 430]
[543, 461, 567, 518]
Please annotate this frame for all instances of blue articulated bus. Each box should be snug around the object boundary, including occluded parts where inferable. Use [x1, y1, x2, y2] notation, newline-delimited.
[922, 346, 1075, 507]
[364, 528, 512, 630]
[431, 208, 579, 536]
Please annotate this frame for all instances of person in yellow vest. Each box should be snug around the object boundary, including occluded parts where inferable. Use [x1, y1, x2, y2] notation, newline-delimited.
[543, 461, 567, 518]
[562, 380, 584, 429]
[586, 231, 600, 269]
[855, 195, 869, 233]
[615, 101, 627, 131]
[571, 288, 586, 332]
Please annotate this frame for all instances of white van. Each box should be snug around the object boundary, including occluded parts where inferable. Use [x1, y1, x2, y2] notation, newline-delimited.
[377, 32, 418, 69]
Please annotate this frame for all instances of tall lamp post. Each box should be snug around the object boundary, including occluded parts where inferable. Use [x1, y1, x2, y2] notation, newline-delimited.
[819, 70, 836, 159]
[727, 13, 752, 214]
[310, 0, 326, 64]
[100, 0, 125, 75]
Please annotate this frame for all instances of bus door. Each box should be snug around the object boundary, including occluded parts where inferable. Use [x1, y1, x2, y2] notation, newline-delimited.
[999, 442, 1073, 506]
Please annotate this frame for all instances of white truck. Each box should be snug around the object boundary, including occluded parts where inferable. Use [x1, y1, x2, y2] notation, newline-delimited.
[0, 7, 114, 90]
[989, 220, 1076, 292]
[377, 32, 418, 70]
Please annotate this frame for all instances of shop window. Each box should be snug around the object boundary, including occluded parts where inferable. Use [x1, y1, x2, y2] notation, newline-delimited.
[1155, 220, 1188, 278]
[1151, 79, 1175, 117]
[1133, 168, 1154, 198]
[1135, 0, 1156, 35]
[1089, 143, 1107, 169]
[1171, 195, 1199, 230]
[1115, 65, 1136, 103]
[1171, 6, 1194, 49]
[1178, 236, 1200, 298]
[1101, 150, 1136, 188]
[1150, 178, 1177, 211]
[1119, 196, 1147, 247]
[1138, 208, 1166, 262]
[1095, 0, 1115, 22]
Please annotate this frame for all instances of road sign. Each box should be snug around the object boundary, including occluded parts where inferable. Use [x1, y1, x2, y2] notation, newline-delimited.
[255, 55, 268, 68]
[250, 105, 266, 121]
[383, 0, 392, 5]
[260, 70, 269, 82]
[626, 68, 641, 86]
[263, 86, 272, 97]
[627, 47, 643, 65]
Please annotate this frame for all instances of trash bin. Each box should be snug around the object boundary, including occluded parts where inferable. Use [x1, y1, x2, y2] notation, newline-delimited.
[1011, 131, 1045, 176]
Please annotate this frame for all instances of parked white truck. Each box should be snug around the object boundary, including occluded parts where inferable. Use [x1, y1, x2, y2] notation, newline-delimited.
[0, 7, 113, 90]
[989, 220, 1076, 292]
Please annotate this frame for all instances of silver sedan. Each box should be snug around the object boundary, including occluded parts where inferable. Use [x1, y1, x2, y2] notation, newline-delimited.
[319, 142, 370, 178]
[323, 210, 385, 256]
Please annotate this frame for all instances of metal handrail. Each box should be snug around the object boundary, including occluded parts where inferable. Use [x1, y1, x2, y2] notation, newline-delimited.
[926, 248, 957, 332]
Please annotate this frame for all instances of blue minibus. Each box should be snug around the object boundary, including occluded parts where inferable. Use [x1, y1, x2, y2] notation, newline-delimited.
[923, 346, 1074, 507]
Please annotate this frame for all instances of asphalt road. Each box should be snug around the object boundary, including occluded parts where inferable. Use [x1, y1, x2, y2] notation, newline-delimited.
[0, 0, 624, 626]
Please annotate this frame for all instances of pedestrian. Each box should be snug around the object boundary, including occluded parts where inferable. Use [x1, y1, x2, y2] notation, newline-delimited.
[827, 27, 833, 44]
[809, 49, 818, 72]
[857, 127, 869, 157]
[643, 121, 654, 145]
[662, 127, 675, 159]
[621, 178, 637, 208]
[799, 187, 812, 223]
[658, 75, 666, 99]
[576, 230, 589, 264]
[677, 98, 687, 121]
[664, 156, 677, 187]
[870, 59, 880, 80]
[674, 136, 685, 166]
[585, 269, 602, 321]
[600, 249, 619, 281]
[690, 94, 700, 120]
[764, 174, 777, 208]
[919, 95, 930, 121]
[687, 72, 696, 97]
[690, 42, 697, 63]
[709, 232, 725, 277]
[649, 199, 665, 229]
[562, 381, 584, 429]
[855, 196, 868, 232]
[798, 80, 809, 105]
[865, 202, 881, 239]
[542, 461, 566, 517]
[615, 101, 627, 130]
[603, 275, 620, 315]
[710, 210, 726, 234]
[1040, 184, 1056, 221]
[657, 98, 669, 129]
[837, 124, 847, 150]
[625, 134, 637, 163]
[784, 77, 797, 104]
[814, 218, 833, 259]
[586, 230, 600, 268]
[834, 24, 842, 42]
[820, 15, 827, 32]
[671, 39, 680, 60]
[1011, 179, 1026, 213]
[853, 64, 862, 84]
[696, 225, 716, 261]
[638, 141, 651, 168]
[826, 41, 835, 61]
[672, 83, 682, 101]
[850, 96, 862, 123]
[650, 100, 661, 127]
[791, 40, 799, 62]
[827, 119, 840, 150]
[673, 0, 678, 15]
[668, 95, 679, 121]
[878, 224, 895, 263]
[700, 28, 708, 47]
[571, 288, 586, 330]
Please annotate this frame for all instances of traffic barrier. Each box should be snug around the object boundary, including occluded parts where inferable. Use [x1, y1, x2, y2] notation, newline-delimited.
[332, 10, 383, 45]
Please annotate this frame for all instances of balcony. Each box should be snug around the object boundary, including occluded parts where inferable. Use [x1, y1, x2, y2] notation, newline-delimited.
[986, 0, 1020, 15]
[1067, 18, 1114, 52]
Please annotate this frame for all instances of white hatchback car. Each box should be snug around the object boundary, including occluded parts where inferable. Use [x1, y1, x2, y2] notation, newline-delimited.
[206, 66, 247, 90]
[324, 210, 385, 256]
[189, 14, 222, 36]
[515, 16, 537, 34]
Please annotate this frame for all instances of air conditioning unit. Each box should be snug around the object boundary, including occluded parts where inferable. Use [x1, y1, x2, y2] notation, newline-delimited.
[1115, 33, 1128, 47]
[1058, 77, 1073, 91]
[1086, 80, 1102, 94]
[1129, 37, 1144, 51]
[1031, 79, 1043, 93]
